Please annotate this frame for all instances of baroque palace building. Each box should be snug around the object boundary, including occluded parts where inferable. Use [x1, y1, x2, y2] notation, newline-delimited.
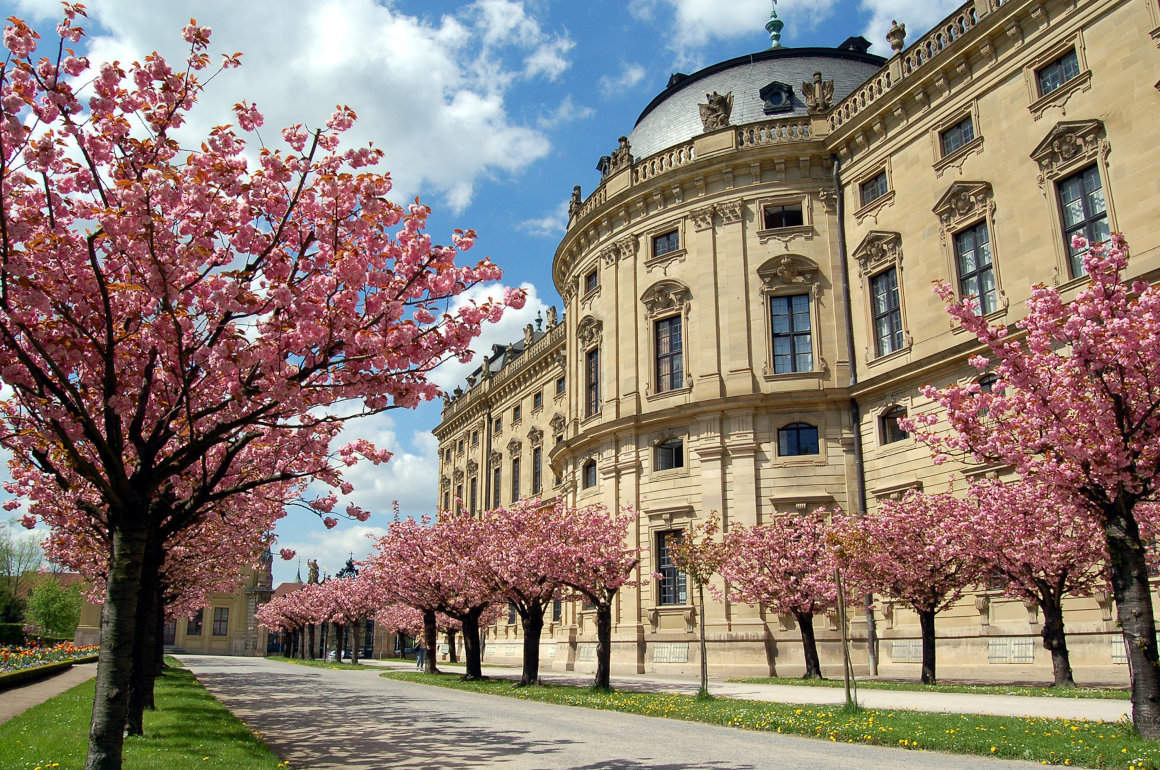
[432, 0, 1160, 681]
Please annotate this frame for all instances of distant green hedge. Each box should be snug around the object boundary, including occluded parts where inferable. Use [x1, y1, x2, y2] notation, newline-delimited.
[0, 623, 24, 645]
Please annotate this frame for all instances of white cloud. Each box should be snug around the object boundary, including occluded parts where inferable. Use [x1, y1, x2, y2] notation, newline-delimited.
[65, 0, 563, 213]
[637, 0, 840, 66]
[599, 63, 648, 97]
[519, 200, 570, 238]
[858, 0, 967, 55]
[537, 95, 595, 129]
[428, 281, 553, 392]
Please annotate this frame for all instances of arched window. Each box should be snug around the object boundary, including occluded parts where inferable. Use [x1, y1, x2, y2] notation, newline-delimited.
[582, 459, 597, 489]
[879, 406, 909, 444]
[778, 423, 819, 456]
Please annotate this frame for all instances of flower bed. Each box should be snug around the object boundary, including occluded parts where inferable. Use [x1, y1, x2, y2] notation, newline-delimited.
[0, 641, 99, 674]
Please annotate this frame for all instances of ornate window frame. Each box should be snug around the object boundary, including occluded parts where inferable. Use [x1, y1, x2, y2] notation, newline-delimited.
[755, 193, 813, 245]
[932, 181, 1008, 329]
[756, 255, 826, 381]
[641, 280, 693, 400]
[852, 159, 895, 225]
[930, 100, 983, 177]
[852, 230, 911, 366]
[1029, 119, 1115, 286]
[577, 316, 603, 423]
[1023, 31, 1091, 121]
[644, 218, 687, 272]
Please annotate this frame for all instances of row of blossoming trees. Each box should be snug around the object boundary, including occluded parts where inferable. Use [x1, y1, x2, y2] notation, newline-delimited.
[0, 10, 523, 770]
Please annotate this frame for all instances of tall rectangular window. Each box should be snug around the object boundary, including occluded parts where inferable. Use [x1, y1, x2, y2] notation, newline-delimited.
[555, 375, 566, 395]
[770, 294, 812, 373]
[584, 269, 598, 294]
[212, 607, 229, 636]
[533, 391, 543, 410]
[953, 221, 997, 314]
[492, 466, 501, 508]
[455, 484, 463, 513]
[860, 171, 888, 207]
[1036, 49, 1080, 96]
[656, 531, 687, 606]
[1058, 164, 1108, 278]
[510, 457, 520, 503]
[939, 116, 975, 156]
[655, 438, 684, 471]
[585, 348, 600, 417]
[653, 229, 680, 257]
[187, 608, 203, 636]
[655, 316, 683, 392]
[552, 598, 562, 622]
[532, 446, 542, 495]
[512, 404, 522, 423]
[870, 268, 903, 357]
[469, 477, 478, 515]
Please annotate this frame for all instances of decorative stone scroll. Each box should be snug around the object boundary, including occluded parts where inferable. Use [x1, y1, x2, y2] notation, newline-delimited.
[802, 72, 834, 114]
[1029, 119, 1107, 186]
[932, 181, 994, 243]
[609, 136, 633, 172]
[756, 254, 820, 291]
[550, 413, 566, 434]
[453, 468, 464, 483]
[640, 280, 692, 319]
[851, 230, 902, 277]
[576, 316, 603, 348]
[528, 427, 544, 446]
[716, 199, 744, 225]
[489, 451, 502, 468]
[466, 459, 478, 475]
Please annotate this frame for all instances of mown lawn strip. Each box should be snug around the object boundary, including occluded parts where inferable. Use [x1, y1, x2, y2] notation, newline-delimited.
[383, 670, 1154, 769]
[266, 655, 377, 670]
[0, 663, 284, 769]
[729, 676, 1129, 701]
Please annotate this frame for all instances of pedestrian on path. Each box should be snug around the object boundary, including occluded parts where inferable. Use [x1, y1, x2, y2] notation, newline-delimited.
[415, 638, 426, 670]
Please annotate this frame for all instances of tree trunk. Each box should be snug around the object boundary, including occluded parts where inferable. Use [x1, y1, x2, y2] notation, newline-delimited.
[351, 620, 362, 665]
[423, 609, 439, 674]
[593, 600, 613, 690]
[1039, 592, 1076, 688]
[125, 557, 161, 735]
[85, 523, 148, 770]
[518, 605, 544, 686]
[918, 608, 937, 685]
[794, 610, 823, 679]
[460, 608, 484, 680]
[307, 624, 316, 659]
[697, 582, 709, 696]
[447, 629, 458, 663]
[1105, 500, 1160, 737]
[335, 623, 345, 663]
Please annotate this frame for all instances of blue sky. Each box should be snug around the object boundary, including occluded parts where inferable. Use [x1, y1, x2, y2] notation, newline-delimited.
[6, 0, 963, 584]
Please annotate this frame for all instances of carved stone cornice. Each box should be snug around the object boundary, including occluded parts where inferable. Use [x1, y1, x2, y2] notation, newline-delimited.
[489, 451, 502, 467]
[466, 459, 478, 475]
[528, 427, 544, 446]
[932, 181, 994, 240]
[716, 199, 744, 225]
[576, 316, 603, 348]
[852, 230, 902, 278]
[640, 280, 692, 318]
[613, 234, 638, 261]
[756, 254, 821, 291]
[690, 204, 716, 231]
[507, 437, 523, 455]
[440, 476, 450, 490]
[453, 468, 464, 483]
[1029, 119, 1107, 186]
[550, 413, 566, 434]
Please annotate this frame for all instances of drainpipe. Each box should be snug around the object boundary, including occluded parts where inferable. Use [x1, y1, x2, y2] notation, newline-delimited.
[833, 153, 879, 677]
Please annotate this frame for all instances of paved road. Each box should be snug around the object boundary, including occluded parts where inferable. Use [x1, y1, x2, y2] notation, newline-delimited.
[179, 655, 1052, 770]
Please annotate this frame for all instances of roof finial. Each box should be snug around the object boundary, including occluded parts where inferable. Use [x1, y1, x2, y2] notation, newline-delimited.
[765, 1, 784, 49]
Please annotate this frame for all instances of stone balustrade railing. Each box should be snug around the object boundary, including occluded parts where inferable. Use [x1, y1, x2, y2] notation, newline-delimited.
[737, 118, 811, 147]
[632, 141, 696, 184]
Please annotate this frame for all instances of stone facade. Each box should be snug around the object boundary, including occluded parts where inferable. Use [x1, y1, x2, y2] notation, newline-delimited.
[435, 0, 1160, 682]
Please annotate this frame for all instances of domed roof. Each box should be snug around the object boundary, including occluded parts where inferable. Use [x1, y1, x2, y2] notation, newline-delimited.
[627, 44, 885, 160]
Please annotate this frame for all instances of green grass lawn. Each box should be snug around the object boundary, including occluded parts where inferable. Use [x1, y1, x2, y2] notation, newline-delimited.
[266, 655, 377, 670]
[728, 676, 1131, 700]
[0, 663, 285, 769]
[383, 670, 1156, 769]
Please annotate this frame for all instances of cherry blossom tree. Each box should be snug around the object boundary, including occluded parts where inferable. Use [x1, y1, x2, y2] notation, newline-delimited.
[721, 512, 837, 680]
[829, 492, 980, 684]
[364, 514, 499, 679]
[665, 513, 728, 697]
[476, 499, 574, 686]
[548, 503, 641, 690]
[0, 12, 521, 767]
[318, 573, 379, 664]
[907, 234, 1160, 732]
